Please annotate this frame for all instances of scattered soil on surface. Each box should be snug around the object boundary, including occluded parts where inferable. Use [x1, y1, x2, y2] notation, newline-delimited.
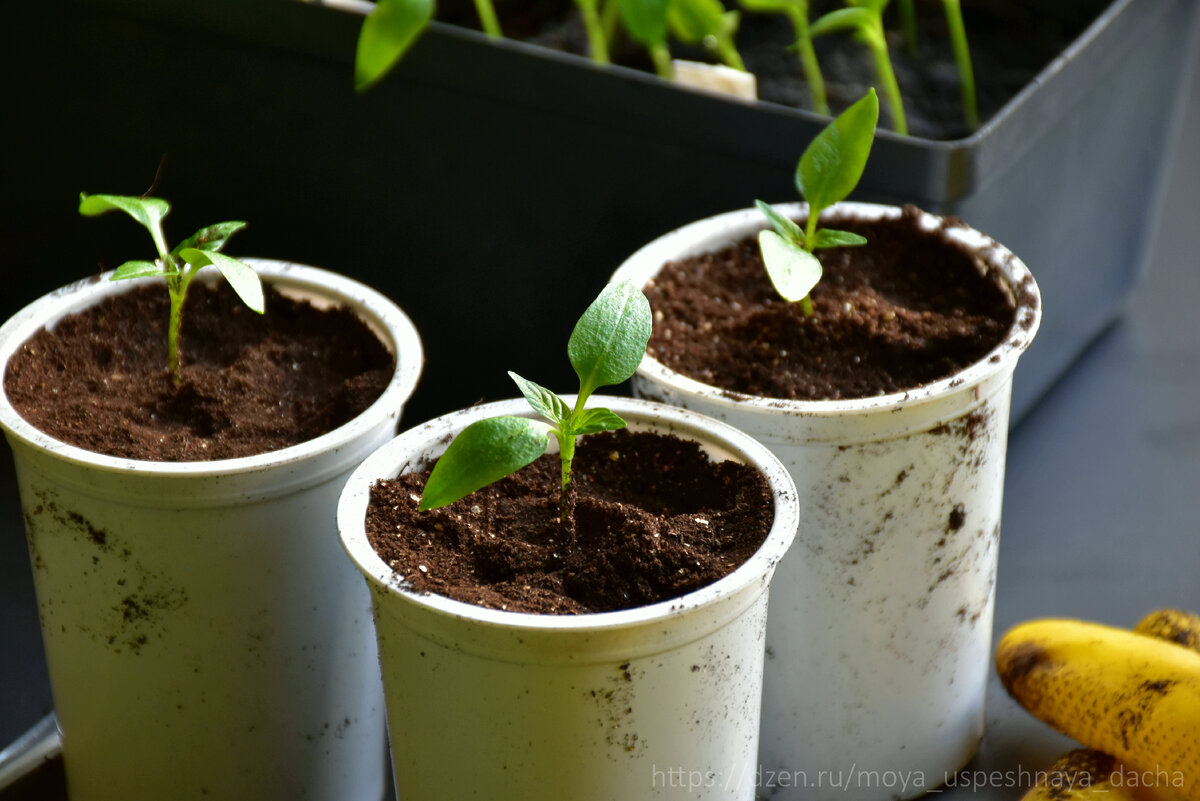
[643, 206, 1018, 400]
[437, 0, 1109, 140]
[4, 281, 395, 460]
[366, 429, 773, 614]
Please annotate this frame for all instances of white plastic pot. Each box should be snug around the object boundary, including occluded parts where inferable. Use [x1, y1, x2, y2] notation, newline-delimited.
[0, 261, 423, 801]
[338, 396, 799, 800]
[612, 203, 1042, 800]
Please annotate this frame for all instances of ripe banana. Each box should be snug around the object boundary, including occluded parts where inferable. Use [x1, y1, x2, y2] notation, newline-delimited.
[996, 618, 1200, 801]
[1020, 749, 1158, 801]
[1136, 609, 1200, 652]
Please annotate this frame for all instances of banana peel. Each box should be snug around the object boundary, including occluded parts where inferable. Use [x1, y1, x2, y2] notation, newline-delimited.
[997, 613, 1200, 801]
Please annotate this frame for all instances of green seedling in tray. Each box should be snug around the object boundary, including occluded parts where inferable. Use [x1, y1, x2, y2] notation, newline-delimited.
[419, 281, 652, 522]
[754, 88, 878, 316]
[738, 0, 827, 115]
[669, 0, 748, 72]
[78, 193, 264, 387]
[811, 0, 906, 135]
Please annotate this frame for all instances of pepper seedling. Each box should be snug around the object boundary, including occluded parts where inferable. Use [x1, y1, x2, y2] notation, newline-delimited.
[811, 1, 906, 135]
[419, 281, 652, 522]
[77, 193, 265, 386]
[669, 0, 747, 72]
[941, 0, 978, 130]
[754, 88, 878, 316]
[616, 0, 674, 78]
[354, 0, 502, 92]
[737, 0, 828, 115]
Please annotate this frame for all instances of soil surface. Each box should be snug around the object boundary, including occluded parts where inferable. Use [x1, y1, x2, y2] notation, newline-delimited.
[643, 206, 1020, 400]
[366, 428, 773, 614]
[438, 0, 1109, 140]
[4, 281, 395, 461]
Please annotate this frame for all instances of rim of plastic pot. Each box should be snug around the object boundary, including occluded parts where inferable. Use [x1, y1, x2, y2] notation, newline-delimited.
[338, 395, 799, 637]
[611, 201, 1042, 420]
[0, 259, 424, 478]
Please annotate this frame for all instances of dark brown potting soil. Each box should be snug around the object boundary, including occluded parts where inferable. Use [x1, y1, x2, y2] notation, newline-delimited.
[643, 206, 1022, 400]
[4, 281, 395, 461]
[366, 428, 774, 614]
[438, 0, 1108, 140]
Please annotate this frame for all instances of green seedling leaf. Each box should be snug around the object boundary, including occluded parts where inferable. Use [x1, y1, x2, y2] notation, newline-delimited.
[811, 228, 867, 248]
[616, 0, 671, 47]
[755, 200, 804, 246]
[419, 282, 653, 522]
[508, 371, 571, 425]
[572, 407, 628, 435]
[110, 260, 164, 281]
[78, 193, 170, 233]
[178, 248, 266, 314]
[418, 416, 552, 511]
[809, 6, 875, 37]
[758, 230, 822, 303]
[795, 88, 878, 214]
[669, 0, 724, 43]
[78, 193, 172, 257]
[568, 280, 652, 401]
[172, 221, 248, 256]
[355, 0, 435, 92]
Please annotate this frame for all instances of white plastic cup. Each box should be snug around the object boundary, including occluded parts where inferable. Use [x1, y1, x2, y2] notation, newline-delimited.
[612, 203, 1042, 800]
[0, 261, 423, 801]
[338, 396, 799, 800]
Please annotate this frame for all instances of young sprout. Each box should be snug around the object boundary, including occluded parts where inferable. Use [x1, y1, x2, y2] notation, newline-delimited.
[811, 0, 907, 135]
[669, 0, 747, 72]
[77, 194, 265, 386]
[419, 281, 652, 522]
[616, 0, 674, 78]
[738, 0, 828, 115]
[354, 0, 503, 92]
[941, 0, 978, 130]
[754, 89, 878, 316]
[578, 0, 613, 64]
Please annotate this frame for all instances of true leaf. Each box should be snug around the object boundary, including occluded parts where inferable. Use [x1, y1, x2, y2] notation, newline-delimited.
[616, 0, 671, 47]
[811, 228, 868, 248]
[110, 260, 163, 281]
[508, 371, 571, 425]
[758, 230, 822, 302]
[756, 199, 804, 246]
[78, 194, 170, 229]
[572, 407, 628, 435]
[419, 416, 552, 510]
[172, 221, 248, 256]
[567, 280, 652, 401]
[179, 248, 266, 314]
[355, 0, 435, 92]
[795, 88, 878, 213]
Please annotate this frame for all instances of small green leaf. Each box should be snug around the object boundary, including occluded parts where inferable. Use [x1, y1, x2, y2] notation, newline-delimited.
[109, 261, 163, 281]
[759, 230, 822, 303]
[78, 193, 170, 230]
[567, 281, 652, 401]
[756, 199, 805, 247]
[355, 0, 435, 92]
[809, 6, 875, 38]
[572, 407, 628, 435]
[795, 89, 879, 215]
[616, 0, 671, 47]
[669, 0, 724, 43]
[509, 371, 571, 425]
[172, 221, 248, 256]
[419, 416, 552, 510]
[179, 249, 265, 314]
[736, 0, 791, 12]
[811, 228, 868, 248]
